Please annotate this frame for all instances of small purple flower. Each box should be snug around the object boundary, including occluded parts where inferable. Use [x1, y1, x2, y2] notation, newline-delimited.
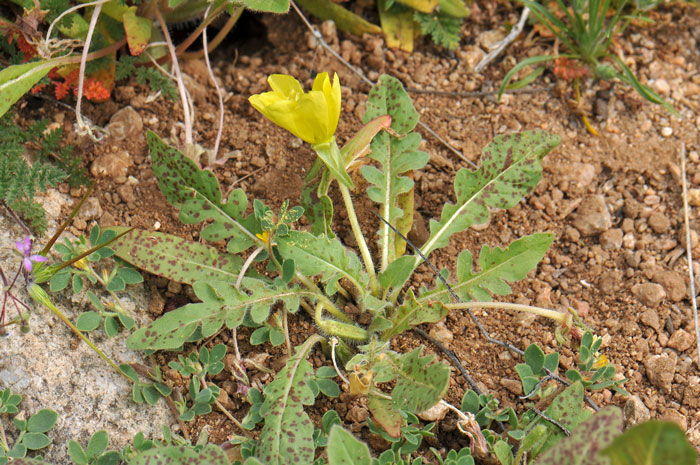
[15, 236, 47, 272]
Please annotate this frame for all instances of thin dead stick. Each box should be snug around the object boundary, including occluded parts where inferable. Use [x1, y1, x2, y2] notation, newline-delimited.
[406, 84, 555, 98]
[681, 142, 700, 368]
[475, 6, 530, 73]
[201, 3, 225, 161]
[288, 1, 478, 170]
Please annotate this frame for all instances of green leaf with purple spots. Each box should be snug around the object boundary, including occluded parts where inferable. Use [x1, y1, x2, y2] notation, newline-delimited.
[419, 233, 554, 303]
[531, 381, 592, 458]
[276, 231, 368, 296]
[257, 335, 323, 465]
[534, 406, 623, 465]
[127, 278, 306, 350]
[363, 74, 419, 135]
[418, 130, 560, 264]
[105, 227, 243, 285]
[361, 75, 427, 269]
[148, 131, 260, 254]
[127, 443, 229, 465]
[600, 420, 697, 465]
[390, 347, 450, 413]
[327, 425, 371, 465]
[148, 131, 221, 206]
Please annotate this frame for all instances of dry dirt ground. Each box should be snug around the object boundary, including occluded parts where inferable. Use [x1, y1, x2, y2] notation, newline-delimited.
[13, 2, 700, 460]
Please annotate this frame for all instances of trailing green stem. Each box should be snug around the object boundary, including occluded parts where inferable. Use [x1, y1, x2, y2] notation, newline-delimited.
[28, 283, 125, 376]
[444, 301, 572, 326]
[337, 182, 379, 295]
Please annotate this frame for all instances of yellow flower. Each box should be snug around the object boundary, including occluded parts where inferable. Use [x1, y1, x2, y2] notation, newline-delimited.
[256, 231, 270, 243]
[592, 354, 609, 370]
[248, 72, 341, 145]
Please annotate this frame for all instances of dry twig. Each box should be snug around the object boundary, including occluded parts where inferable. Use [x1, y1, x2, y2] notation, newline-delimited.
[680, 142, 700, 368]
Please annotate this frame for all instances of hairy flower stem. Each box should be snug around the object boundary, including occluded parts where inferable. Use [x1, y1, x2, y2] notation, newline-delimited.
[295, 273, 352, 323]
[337, 183, 379, 295]
[444, 301, 572, 326]
[315, 304, 369, 341]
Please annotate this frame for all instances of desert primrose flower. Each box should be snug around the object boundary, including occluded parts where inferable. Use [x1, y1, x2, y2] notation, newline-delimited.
[248, 72, 341, 145]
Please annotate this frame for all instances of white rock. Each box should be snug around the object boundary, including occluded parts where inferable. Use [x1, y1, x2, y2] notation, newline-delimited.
[0, 214, 171, 465]
[661, 127, 673, 137]
[418, 402, 448, 421]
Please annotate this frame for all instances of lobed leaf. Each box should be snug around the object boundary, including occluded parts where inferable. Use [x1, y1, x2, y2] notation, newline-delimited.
[362, 75, 428, 269]
[105, 227, 243, 285]
[276, 230, 368, 295]
[416, 131, 559, 268]
[148, 131, 259, 254]
[127, 279, 304, 350]
[391, 347, 450, 413]
[382, 289, 447, 340]
[420, 233, 554, 303]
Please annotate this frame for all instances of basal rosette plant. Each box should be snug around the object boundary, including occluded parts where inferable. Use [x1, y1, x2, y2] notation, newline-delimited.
[104, 72, 581, 464]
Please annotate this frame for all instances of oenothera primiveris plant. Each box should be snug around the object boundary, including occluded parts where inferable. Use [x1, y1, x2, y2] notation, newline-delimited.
[107, 73, 573, 464]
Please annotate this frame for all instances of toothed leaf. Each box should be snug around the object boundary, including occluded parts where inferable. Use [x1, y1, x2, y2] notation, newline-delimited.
[419, 131, 559, 263]
[126, 279, 302, 349]
[277, 230, 368, 295]
[420, 233, 554, 303]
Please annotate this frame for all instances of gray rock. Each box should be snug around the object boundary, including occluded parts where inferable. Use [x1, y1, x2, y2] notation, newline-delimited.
[643, 352, 677, 393]
[572, 195, 612, 236]
[623, 395, 650, 427]
[0, 210, 171, 465]
[631, 283, 666, 307]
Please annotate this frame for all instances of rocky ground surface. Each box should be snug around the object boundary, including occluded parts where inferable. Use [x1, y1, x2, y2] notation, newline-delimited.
[3, 3, 700, 462]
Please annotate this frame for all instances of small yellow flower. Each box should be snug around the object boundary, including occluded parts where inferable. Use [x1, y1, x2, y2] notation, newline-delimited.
[73, 257, 89, 271]
[256, 231, 270, 243]
[592, 354, 609, 370]
[248, 72, 341, 145]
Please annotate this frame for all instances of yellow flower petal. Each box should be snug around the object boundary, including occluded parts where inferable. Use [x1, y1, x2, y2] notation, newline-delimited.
[267, 74, 303, 98]
[249, 72, 341, 145]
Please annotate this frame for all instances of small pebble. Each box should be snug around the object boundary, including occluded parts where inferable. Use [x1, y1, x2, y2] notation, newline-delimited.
[661, 127, 673, 137]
